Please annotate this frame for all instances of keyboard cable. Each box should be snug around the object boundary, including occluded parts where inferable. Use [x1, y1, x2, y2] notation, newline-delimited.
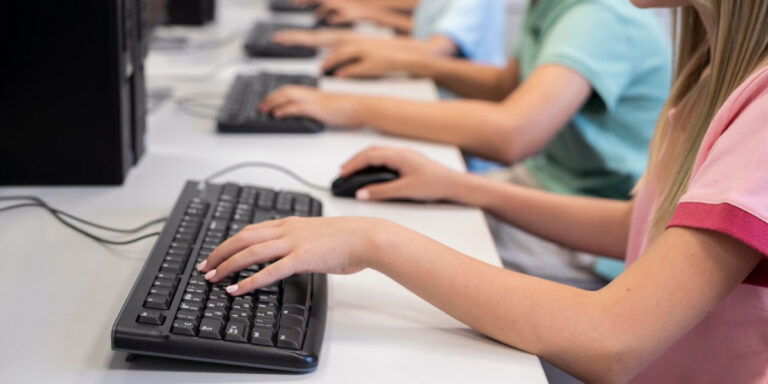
[201, 162, 331, 193]
[0, 196, 167, 246]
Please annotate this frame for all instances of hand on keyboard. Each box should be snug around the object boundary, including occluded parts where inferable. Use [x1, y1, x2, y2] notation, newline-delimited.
[259, 86, 364, 128]
[197, 217, 391, 295]
[321, 42, 418, 78]
[271, 29, 352, 48]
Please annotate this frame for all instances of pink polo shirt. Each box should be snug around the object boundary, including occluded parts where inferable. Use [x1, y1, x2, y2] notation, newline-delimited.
[626, 64, 768, 383]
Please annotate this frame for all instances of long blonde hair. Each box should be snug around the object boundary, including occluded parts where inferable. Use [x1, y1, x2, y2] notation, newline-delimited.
[648, 0, 768, 236]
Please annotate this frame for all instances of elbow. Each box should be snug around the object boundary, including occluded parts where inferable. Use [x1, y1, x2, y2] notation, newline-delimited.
[486, 117, 527, 166]
[578, 343, 638, 384]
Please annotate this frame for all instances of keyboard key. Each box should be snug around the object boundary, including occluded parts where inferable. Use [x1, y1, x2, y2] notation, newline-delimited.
[185, 285, 207, 295]
[251, 325, 275, 346]
[281, 305, 307, 319]
[183, 292, 205, 303]
[161, 261, 184, 274]
[224, 318, 250, 343]
[153, 277, 178, 290]
[282, 273, 310, 309]
[229, 309, 252, 320]
[258, 293, 279, 304]
[277, 326, 303, 349]
[144, 294, 171, 310]
[199, 318, 225, 340]
[171, 319, 197, 336]
[203, 308, 227, 322]
[207, 299, 230, 311]
[279, 313, 305, 330]
[176, 309, 201, 322]
[137, 310, 165, 325]
[149, 286, 171, 296]
[179, 300, 204, 313]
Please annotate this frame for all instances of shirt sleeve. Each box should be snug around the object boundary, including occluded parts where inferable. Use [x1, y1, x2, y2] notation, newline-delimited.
[534, 3, 635, 111]
[667, 83, 768, 286]
[433, 0, 505, 64]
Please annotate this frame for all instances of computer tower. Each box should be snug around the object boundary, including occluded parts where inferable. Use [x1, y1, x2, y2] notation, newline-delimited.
[167, 0, 216, 26]
[0, 0, 147, 185]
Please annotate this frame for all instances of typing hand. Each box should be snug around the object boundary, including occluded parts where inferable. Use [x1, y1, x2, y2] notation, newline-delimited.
[340, 146, 465, 201]
[259, 86, 363, 128]
[321, 43, 411, 78]
[271, 29, 347, 48]
[197, 217, 397, 295]
[316, 0, 375, 25]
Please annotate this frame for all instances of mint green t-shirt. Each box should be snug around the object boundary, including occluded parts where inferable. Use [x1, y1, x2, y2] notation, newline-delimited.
[515, 0, 671, 199]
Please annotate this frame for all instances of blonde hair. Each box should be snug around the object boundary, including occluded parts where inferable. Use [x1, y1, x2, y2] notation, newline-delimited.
[648, 0, 768, 236]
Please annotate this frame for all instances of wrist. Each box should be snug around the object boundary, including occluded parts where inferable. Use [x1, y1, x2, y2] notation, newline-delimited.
[446, 173, 487, 207]
[363, 219, 404, 271]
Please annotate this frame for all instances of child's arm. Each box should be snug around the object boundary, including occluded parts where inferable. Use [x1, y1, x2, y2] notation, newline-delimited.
[200, 217, 762, 383]
[261, 64, 591, 164]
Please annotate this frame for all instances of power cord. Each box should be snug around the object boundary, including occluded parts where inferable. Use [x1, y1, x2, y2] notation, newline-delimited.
[201, 162, 331, 193]
[147, 57, 247, 83]
[174, 92, 223, 120]
[0, 196, 167, 245]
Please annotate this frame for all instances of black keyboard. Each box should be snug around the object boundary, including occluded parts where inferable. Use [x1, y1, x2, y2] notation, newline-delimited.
[244, 22, 317, 58]
[112, 181, 327, 372]
[269, 0, 317, 12]
[217, 73, 324, 134]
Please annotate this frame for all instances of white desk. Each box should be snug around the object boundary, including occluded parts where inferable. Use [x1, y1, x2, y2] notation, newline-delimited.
[0, 0, 545, 382]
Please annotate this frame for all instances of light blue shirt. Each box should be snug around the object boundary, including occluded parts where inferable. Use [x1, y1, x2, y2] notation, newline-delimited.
[515, 0, 672, 199]
[412, 0, 506, 66]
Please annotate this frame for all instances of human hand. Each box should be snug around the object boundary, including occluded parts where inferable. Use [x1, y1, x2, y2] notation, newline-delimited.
[340, 146, 466, 201]
[259, 86, 365, 128]
[321, 42, 415, 78]
[196, 217, 398, 295]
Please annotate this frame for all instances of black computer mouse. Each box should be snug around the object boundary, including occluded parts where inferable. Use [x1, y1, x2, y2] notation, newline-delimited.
[331, 166, 400, 197]
[322, 58, 360, 76]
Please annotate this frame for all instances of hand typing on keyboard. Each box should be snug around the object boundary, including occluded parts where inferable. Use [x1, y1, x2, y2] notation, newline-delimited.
[197, 216, 394, 295]
[259, 86, 364, 128]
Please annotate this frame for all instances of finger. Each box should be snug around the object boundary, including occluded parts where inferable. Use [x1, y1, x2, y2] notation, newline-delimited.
[271, 102, 313, 120]
[227, 257, 297, 295]
[205, 240, 290, 283]
[321, 46, 359, 73]
[198, 225, 282, 272]
[357, 180, 410, 201]
[259, 87, 302, 113]
[340, 146, 403, 176]
[333, 62, 372, 78]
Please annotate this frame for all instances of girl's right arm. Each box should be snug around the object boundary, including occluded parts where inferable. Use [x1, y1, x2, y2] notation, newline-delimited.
[341, 146, 633, 259]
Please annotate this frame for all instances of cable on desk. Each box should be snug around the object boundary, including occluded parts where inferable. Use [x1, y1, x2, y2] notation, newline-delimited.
[0, 197, 166, 246]
[201, 162, 331, 193]
[151, 27, 248, 52]
[147, 57, 247, 83]
[173, 92, 224, 120]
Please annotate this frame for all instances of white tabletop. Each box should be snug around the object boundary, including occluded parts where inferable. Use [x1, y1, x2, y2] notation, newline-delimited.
[0, 0, 545, 382]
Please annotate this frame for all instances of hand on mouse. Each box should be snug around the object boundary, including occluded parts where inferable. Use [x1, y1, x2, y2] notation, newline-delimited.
[196, 216, 411, 295]
[321, 43, 416, 78]
[340, 146, 465, 201]
[259, 86, 364, 128]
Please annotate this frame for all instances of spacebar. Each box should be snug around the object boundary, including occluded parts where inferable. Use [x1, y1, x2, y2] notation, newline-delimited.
[282, 274, 311, 309]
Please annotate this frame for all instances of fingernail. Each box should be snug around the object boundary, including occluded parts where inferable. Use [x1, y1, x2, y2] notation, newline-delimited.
[226, 285, 239, 294]
[196, 260, 207, 271]
[356, 189, 370, 201]
[204, 269, 216, 280]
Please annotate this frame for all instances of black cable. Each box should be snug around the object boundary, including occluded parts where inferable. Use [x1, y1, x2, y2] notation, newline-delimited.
[0, 201, 161, 245]
[0, 196, 167, 234]
[147, 57, 247, 83]
[202, 162, 331, 192]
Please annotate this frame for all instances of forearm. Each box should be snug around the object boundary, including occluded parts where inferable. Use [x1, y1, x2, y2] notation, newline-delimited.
[354, 0, 417, 11]
[368, 11, 412, 34]
[401, 55, 511, 100]
[370, 226, 620, 383]
[450, 174, 632, 258]
[356, 98, 517, 162]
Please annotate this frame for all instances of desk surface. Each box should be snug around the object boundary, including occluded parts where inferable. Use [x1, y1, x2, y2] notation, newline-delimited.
[0, 0, 545, 382]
